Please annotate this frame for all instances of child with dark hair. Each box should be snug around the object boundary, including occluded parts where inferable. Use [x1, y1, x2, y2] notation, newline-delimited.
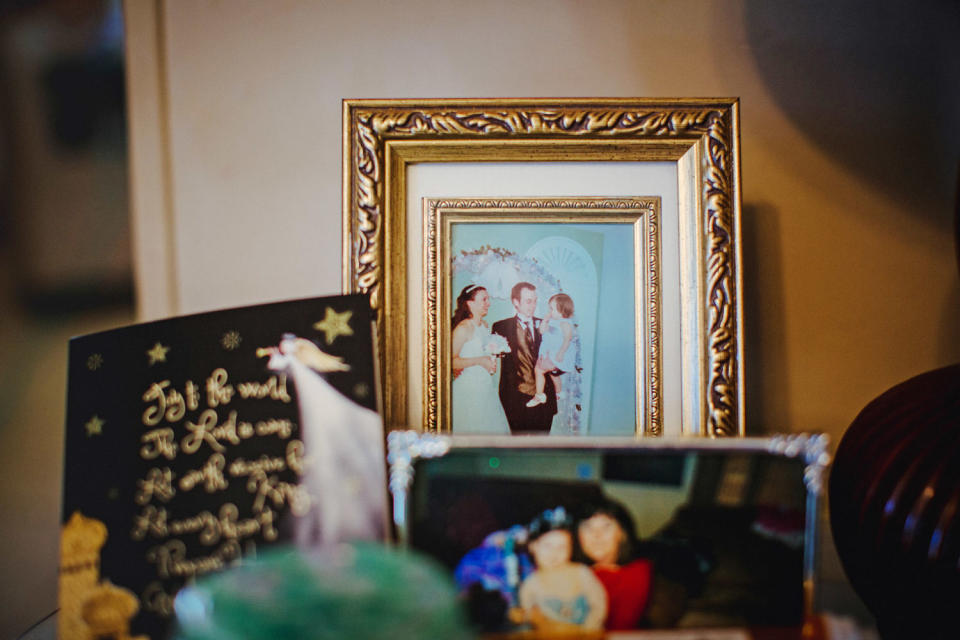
[511, 506, 607, 632]
[526, 293, 577, 408]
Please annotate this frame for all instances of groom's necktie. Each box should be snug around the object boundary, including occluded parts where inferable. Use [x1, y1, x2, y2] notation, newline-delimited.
[517, 319, 536, 396]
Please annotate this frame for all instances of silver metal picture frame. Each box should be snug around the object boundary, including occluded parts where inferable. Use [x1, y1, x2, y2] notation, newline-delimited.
[388, 431, 829, 635]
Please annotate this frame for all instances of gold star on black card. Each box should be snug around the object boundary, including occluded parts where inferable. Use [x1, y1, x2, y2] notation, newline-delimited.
[85, 415, 105, 436]
[87, 353, 103, 370]
[313, 307, 354, 345]
[146, 342, 169, 365]
[221, 330, 242, 350]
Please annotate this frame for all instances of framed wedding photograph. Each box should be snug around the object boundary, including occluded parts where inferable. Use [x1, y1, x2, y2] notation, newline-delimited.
[426, 197, 660, 436]
[343, 98, 744, 437]
[387, 431, 828, 636]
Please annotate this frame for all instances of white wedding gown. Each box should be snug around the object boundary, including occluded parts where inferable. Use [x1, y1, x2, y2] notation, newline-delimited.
[452, 324, 511, 434]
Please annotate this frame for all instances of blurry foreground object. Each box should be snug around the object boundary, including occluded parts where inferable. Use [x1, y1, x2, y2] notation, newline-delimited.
[830, 364, 960, 639]
[173, 544, 473, 640]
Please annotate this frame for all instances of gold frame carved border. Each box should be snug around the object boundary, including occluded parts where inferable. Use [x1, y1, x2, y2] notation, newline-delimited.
[342, 98, 744, 437]
[425, 197, 661, 436]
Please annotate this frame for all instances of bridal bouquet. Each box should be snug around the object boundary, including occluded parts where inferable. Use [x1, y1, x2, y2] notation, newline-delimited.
[485, 334, 511, 357]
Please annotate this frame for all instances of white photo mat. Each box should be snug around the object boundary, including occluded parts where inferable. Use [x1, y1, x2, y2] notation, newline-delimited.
[406, 161, 686, 436]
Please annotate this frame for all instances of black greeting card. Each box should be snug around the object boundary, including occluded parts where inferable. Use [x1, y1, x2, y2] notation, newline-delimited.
[58, 295, 386, 639]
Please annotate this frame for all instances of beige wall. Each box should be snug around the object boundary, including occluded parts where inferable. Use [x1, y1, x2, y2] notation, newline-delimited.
[123, 0, 959, 619]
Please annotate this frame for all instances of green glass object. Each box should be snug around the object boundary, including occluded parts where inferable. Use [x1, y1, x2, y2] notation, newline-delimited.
[173, 543, 474, 640]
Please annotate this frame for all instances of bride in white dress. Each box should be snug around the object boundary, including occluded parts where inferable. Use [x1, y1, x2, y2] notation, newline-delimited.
[451, 285, 511, 434]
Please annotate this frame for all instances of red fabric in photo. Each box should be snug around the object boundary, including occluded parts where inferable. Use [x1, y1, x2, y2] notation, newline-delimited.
[592, 558, 653, 630]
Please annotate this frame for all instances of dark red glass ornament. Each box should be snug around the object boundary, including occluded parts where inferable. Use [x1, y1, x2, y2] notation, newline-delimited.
[829, 364, 960, 638]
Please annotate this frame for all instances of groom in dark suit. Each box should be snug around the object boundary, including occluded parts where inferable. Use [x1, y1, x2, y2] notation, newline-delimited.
[492, 282, 557, 433]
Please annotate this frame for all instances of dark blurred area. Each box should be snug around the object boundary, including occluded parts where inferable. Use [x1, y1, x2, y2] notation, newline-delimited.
[0, 1, 133, 637]
[0, 0, 131, 312]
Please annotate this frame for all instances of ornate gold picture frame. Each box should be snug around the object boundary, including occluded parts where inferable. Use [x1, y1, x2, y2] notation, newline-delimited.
[343, 99, 744, 437]
[426, 197, 660, 436]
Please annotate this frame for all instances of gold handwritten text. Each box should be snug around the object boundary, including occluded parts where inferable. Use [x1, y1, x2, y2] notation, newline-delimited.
[142, 581, 176, 617]
[286, 439, 305, 475]
[142, 380, 201, 426]
[181, 410, 239, 454]
[229, 454, 286, 478]
[236, 374, 291, 403]
[168, 510, 220, 545]
[219, 503, 279, 542]
[179, 453, 228, 493]
[135, 467, 176, 504]
[132, 502, 278, 545]
[131, 505, 168, 540]
[146, 539, 241, 579]
[248, 470, 310, 516]
[255, 418, 294, 439]
[141, 428, 178, 460]
[206, 368, 234, 407]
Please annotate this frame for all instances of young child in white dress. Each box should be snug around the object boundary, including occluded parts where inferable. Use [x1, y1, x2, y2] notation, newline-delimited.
[527, 293, 576, 408]
[511, 507, 607, 632]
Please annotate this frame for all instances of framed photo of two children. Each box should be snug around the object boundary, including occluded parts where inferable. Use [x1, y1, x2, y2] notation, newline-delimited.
[342, 98, 745, 438]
